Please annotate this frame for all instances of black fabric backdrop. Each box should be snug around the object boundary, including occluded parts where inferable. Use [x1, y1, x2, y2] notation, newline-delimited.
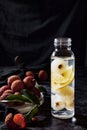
[0, 0, 87, 69]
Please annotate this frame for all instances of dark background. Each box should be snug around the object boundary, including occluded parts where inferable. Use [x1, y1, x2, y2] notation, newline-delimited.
[0, 0, 87, 70]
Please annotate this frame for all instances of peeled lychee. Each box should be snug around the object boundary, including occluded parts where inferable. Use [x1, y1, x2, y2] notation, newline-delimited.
[51, 59, 67, 74]
[51, 94, 65, 111]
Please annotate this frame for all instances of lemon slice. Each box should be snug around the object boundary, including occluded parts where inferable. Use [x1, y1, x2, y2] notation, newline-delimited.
[51, 72, 65, 91]
[51, 73, 64, 85]
[51, 66, 74, 89]
[60, 70, 74, 87]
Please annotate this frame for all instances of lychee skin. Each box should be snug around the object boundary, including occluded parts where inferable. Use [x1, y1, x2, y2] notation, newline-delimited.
[0, 85, 9, 96]
[13, 113, 26, 129]
[11, 80, 24, 92]
[5, 113, 19, 130]
[0, 89, 13, 100]
[5, 113, 26, 130]
[14, 91, 21, 95]
[4, 89, 13, 94]
[7, 75, 21, 87]
[31, 87, 40, 97]
[25, 71, 34, 78]
[38, 70, 48, 81]
[23, 76, 36, 90]
[31, 116, 38, 122]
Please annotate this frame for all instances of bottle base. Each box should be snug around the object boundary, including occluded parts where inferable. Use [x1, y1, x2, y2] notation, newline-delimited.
[51, 109, 74, 119]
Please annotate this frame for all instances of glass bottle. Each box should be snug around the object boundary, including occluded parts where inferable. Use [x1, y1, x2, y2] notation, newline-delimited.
[51, 37, 75, 119]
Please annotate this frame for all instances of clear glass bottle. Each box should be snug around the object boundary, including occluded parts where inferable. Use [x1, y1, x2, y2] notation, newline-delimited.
[51, 37, 75, 119]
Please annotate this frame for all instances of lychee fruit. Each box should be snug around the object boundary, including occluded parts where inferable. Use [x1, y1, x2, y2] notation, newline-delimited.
[25, 71, 34, 78]
[23, 76, 36, 90]
[11, 80, 24, 92]
[13, 113, 26, 129]
[5, 113, 19, 130]
[7, 75, 21, 87]
[0, 85, 9, 96]
[38, 70, 48, 81]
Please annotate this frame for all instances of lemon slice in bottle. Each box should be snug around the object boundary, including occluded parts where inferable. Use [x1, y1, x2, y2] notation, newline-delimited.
[51, 65, 74, 90]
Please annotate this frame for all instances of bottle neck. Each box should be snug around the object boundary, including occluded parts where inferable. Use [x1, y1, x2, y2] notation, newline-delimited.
[55, 45, 71, 51]
[54, 38, 72, 51]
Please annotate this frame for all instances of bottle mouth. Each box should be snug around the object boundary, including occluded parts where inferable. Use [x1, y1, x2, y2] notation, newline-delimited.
[54, 37, 72, 46]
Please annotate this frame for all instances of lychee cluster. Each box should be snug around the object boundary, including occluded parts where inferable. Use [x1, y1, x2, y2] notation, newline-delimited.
[0, 70, 48, 129]
[0, 70, 48, 101]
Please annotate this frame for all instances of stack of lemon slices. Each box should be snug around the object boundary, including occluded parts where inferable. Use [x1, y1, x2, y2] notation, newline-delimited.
[51, 58, 74, 111]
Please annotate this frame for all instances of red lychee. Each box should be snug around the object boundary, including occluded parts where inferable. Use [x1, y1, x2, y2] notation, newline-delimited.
[0, 89, 13, 100]
[38, 70, 48, 81]
[11, 80, 24, 92]
[13, 113, 26, 129]
[0, 85, 9, 96]
[7, 75, 21, 87]
[31, 87, 40, 97]
[5, 113, 19, 130]
[23, 76, 36, 90]
[25, 71, 34, 78]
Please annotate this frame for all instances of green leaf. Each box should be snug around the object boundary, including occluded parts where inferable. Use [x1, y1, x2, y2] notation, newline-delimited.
[35, 83, 46, 92]
[5, 94, 32, 103]
[21, 89, 40, 105]
[25, 105, 39, 122]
